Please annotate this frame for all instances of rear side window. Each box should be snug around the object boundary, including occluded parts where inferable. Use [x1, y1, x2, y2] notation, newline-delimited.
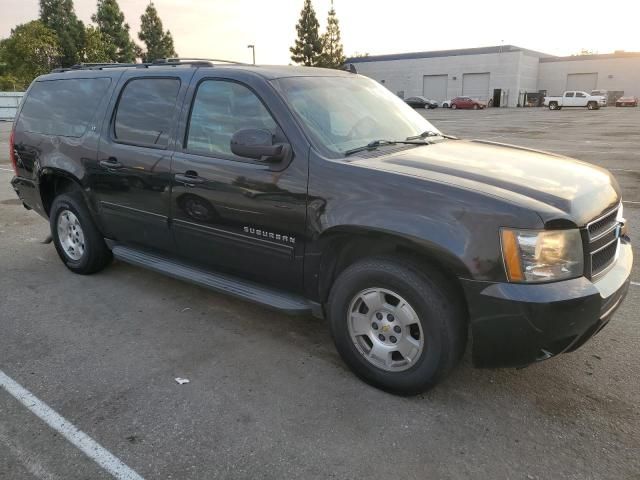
[114, 78, 180, 148]
[17, 78, 111, 137]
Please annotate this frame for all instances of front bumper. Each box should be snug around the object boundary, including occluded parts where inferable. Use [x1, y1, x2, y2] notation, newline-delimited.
[462, 239, 633, 368]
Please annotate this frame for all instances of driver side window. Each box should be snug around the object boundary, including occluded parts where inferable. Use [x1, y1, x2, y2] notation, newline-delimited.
[186, 80, 277, 159]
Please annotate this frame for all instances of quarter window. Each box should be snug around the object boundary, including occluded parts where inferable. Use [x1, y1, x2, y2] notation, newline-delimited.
[17, 78, 111, 137]
[186, 80, 277, 158]
[114, 78, 180, 148]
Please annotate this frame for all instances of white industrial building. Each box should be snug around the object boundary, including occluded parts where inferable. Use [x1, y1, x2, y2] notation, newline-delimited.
[346, 46, 640, 107]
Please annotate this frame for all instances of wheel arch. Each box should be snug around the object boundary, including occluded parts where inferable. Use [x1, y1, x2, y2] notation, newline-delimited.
[38, 169, 102, 229]
[314, 226, 471, 307]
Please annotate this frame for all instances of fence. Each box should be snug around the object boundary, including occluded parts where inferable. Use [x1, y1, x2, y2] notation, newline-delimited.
[0, 92, 25, 121]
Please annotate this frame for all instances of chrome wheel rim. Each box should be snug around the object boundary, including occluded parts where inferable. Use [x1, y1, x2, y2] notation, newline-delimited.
[56, 209, 85, 261]
[348, 288, 424, 372]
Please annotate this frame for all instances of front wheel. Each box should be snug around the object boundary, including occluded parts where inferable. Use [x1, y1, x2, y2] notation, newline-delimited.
[587, 102, 598, 110]
[473, 104, 479, 110]
[328, 256, 467, 395]
[451, 104, 457, 110]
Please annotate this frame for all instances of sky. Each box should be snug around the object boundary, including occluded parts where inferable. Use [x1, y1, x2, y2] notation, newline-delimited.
[1, 0, 639, 64]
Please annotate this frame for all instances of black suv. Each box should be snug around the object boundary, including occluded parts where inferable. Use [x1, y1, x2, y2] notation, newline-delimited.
[10, 60, 632, 394]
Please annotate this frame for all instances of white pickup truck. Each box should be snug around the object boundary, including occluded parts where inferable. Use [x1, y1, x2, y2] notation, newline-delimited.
[544, 91, 607, 110]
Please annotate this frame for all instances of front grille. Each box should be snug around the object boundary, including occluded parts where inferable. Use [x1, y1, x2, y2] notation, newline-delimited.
[591, 241, 618, 276]
[588, 209, 618, 240]
[585, 205, 620, 278]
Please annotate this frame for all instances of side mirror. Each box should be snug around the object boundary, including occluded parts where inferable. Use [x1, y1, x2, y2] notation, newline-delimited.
[230, 129, 290, 162]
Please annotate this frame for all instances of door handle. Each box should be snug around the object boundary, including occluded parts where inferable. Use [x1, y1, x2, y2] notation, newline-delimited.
[174, 171, 205, 187]
[99, 157, 123, 169]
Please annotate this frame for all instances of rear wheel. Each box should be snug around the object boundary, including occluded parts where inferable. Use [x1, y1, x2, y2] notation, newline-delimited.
[473, 104, 479, 110]
[328, 256, 466, 395]
[451, 103, 457, 110]
[50, 191, 112, 274]
[549, 102, 558, 110]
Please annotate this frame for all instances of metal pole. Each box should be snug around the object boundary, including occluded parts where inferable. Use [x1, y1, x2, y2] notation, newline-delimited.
[247, 45, 255, 65]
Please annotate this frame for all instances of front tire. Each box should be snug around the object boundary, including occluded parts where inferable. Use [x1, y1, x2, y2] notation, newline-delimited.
[328, 256, 467, 395]
[451, 103, 457, 110]
[50, 191, 112, 274]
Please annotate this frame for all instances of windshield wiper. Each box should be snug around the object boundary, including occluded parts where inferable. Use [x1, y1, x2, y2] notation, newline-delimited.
[344, 139, 431, 157]
[406, 131, 459, 141]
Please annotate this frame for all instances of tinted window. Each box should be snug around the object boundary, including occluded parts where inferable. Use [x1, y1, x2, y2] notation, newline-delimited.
[186, 80, 277, 158]
[114, 78, 180, 147]
[576, 92, 586, 98]
[565, 92, 574, 98]
[18, 78, 111, 137]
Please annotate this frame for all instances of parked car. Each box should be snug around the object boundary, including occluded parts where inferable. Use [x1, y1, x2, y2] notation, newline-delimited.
[10, 62, 632, 395]
[441, 99, 452, 108]
[544, 91, 606, 110]
[404, 96, 438, 109]
[615, 96, 638, 107]
[450, 96, 485, 110]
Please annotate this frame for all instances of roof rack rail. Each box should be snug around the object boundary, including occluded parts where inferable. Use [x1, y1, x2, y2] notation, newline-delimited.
[51, 62, 144, 73]
[50, 58, 248, 73]
[152, 57, 248, 66]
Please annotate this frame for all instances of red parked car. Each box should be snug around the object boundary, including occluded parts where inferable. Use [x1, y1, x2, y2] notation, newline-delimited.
[615, 96, 638, 107]
[450, 96, 485, 110]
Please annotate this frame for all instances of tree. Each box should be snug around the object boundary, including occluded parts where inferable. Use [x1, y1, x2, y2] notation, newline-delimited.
[82, 25, 111, 63]
[0, 21, 61, 89]
[290, 0, 323, 66]
[92, 0, 137, 62]
[39, 0, 85, 67]
[138, 2, 177, 62]
[318, 1, 345, 69]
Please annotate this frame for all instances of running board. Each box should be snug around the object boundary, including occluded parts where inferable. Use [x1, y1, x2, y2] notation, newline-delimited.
[111, 245, 313, 315]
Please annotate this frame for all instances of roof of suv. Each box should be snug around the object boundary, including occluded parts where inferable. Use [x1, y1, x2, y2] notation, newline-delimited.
[46, 63, 355, 81]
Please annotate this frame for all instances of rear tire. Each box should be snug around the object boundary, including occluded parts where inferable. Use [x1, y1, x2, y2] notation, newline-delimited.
[451, 104, 457, 110]
[549, 102, 558, 110]
[50, 191, 112, 274]
[473, 104, 479, 110]
[327, 255, 467, 395]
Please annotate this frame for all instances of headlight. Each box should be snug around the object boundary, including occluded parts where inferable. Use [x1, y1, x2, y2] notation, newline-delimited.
[500, 228, 584, 283]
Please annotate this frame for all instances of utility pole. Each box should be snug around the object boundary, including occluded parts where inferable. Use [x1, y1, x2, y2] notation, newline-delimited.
[247, 44, 256, 65]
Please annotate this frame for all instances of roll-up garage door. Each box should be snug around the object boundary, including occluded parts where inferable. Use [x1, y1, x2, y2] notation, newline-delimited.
[566, 73, 598, 92]
[462, 73, 490, 100]
[422, 75, 448, 101]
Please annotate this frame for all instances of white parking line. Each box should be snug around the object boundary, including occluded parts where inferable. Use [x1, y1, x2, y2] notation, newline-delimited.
[0, 370, 145, 480]
[632, 282, 640, 287]
[0, 167, 14, 172]
[623, 201, 640, 205]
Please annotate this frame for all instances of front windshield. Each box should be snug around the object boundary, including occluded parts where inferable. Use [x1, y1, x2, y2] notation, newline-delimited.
[273, 75, 442, 158]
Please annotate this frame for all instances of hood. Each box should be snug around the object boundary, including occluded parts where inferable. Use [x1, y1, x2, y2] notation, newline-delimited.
[349, 139, 620, 226]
